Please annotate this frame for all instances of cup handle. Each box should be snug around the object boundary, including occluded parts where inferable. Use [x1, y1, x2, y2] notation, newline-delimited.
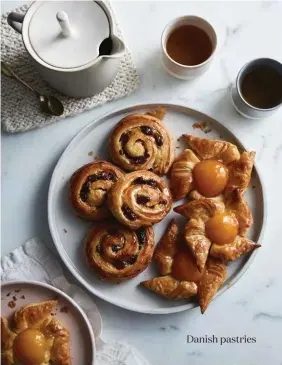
[7, 12, 25, 34]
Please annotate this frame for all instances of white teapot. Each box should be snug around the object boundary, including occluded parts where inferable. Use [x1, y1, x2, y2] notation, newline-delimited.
[8, 1, 126, 98]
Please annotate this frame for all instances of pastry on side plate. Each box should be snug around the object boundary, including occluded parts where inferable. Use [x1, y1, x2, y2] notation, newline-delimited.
[182, 134, 240, 165]
[107, 170, 172, 229]
[170, 149, 200, 200]
[154, 219, 178, 275]
[198, 257, 227, 313]
[174, 198, 225, 221]
[85, 222, 154, 282]
[108, 113, 174, 175]
[1, 300, 70, 365]
[141, 275, 198, 300]
[69, 161, 124, 220]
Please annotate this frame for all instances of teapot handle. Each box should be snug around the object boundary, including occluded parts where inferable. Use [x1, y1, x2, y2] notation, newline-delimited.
[7, 12, 25, 34]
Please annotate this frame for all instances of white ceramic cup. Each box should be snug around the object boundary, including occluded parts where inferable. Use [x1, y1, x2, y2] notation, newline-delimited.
[161, 15, 217, 80]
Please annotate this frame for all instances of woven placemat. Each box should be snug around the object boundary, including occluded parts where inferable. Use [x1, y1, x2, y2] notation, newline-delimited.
[1, 2, 140, 133]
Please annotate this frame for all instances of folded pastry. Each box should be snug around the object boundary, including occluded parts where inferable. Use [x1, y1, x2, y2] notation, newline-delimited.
[182, 134, 240, 165]
[69, 161, 124, 220]
[170, 149, 200, 200]
[1, 300, 70, 365]
[108, 113, 174, 175]
[141, 275, 198, 300]
[107, 170, 172, 229]
[174, 199, 225, 221]
[85, 222, 154, 282]
[210, 236, 261, 263]
[198, 258, 227, 313]
[184, 218, 211, 273]
[154, 219, 178, 275]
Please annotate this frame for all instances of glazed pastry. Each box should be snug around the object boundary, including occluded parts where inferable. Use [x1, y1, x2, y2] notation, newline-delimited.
[107, 170, 172, 229]
[184, 218, 211, 273]
[108, 113, 174, 175]
[69, 161, 124, 220]
[85, 222, 154, 282]
[210, 236, 261, 263]
[198, 258, 227, 313]
[154, 219, 178, 275]
[226, 189, 253, 236]
[1, 300, 70, 365]
[141, 275, 198, 300]
[174, 199, 225, 221]
[182, 134, 240, 164]
[170, 149, 200, 200]
[225, 151, 255, 198]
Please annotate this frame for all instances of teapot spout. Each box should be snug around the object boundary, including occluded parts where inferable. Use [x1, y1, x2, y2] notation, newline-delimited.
[101, 35, 125, 59]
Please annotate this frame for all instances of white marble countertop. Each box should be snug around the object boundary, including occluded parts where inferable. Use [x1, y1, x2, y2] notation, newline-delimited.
[2, 1, 282, 364]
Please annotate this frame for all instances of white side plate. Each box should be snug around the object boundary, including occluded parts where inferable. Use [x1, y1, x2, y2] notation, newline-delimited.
[48, 103, 266, 314]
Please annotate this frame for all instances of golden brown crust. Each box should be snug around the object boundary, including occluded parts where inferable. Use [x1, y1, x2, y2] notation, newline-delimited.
[146, 107, 167, 120]
[198, 258, 227, 313]
[184, 218, 212, 273]
[85, 222, 155, 282]
[141, 275, 198, 300]
[108, 170, 172, 229]
[69, 161, 124, 220]
[170, 149, 200, 200]
[109, 113, 174, 175]
[225, 151, 255, 197]
[174, 199, 225, 221]
[226, 189, 253, 236]
[183, 134, 240, 164]
[1, 301, 71, 365]
[154, 219, 178, 275]
[210, 236, 261, 263]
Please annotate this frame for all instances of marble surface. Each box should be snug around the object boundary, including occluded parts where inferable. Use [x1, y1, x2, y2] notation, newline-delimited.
[2, 1, 282, 364]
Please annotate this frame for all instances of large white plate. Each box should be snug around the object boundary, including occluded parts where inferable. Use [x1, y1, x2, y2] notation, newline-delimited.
[48, 103, 265, 314]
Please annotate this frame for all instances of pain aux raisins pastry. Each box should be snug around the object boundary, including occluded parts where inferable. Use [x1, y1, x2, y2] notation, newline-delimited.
[1, 300, 70, 365]
[142, 220, 226, 312]
[69, 161, 124, 220]
[85, 222, 154, 282]
[107, 170, 172, 229]
[108, 112, 174, 175]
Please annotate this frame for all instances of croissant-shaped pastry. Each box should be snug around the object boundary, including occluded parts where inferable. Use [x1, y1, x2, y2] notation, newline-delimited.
[154, 219, 178, 275]
[69, 161, 124, 220]
[109, 113, 174, 175]
[226, 189, 253, 236]
[198, 258, 227, 313]
[85, 222, 154, 282]
[108, 170, 172, 229]
[184, 218, 211, 272]
[170, 149, 200, 200]
[210, 236, 261, 262]
[225, 151, 255, 197]
[174, 199, 225, 221]
[142, 275, 198, 300]
[1, 300, 70, 365]
[183, 134, 240, 164]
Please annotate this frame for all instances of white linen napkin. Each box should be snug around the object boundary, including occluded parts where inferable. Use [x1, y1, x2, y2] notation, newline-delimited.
[1, 237, 149, 365]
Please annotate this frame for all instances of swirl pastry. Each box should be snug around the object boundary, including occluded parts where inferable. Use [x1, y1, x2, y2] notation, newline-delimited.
[69, 161, 124, 220]
[85, 222, 154, 282]
[109, 113, 174, 175]
[108, 171, 172, 229]
[1, 301, 70, 365]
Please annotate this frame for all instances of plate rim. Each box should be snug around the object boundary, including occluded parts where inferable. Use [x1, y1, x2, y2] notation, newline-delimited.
[1, 280, 96, 363]
[48, 102, 267, 314]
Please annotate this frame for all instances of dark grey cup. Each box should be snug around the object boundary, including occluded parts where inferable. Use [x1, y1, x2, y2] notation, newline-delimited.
[231, 58, 282, 119]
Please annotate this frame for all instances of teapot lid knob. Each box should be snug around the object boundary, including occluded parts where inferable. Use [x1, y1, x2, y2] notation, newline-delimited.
[56, 11, 73, 37]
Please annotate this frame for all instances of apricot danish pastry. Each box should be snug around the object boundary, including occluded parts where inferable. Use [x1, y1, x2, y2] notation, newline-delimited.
[69, 161, 124, 220]
[107, 171, 172, 229]
[85, 222, 154, 282]
[1, 300, 70, 365]
[109, 113, 174, 175]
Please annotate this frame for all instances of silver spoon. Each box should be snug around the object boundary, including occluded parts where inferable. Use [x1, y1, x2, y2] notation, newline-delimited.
[1, 62, 64, 116]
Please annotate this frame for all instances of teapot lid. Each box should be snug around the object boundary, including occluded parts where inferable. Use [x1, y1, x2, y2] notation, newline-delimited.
[28, 1, 110, 69]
